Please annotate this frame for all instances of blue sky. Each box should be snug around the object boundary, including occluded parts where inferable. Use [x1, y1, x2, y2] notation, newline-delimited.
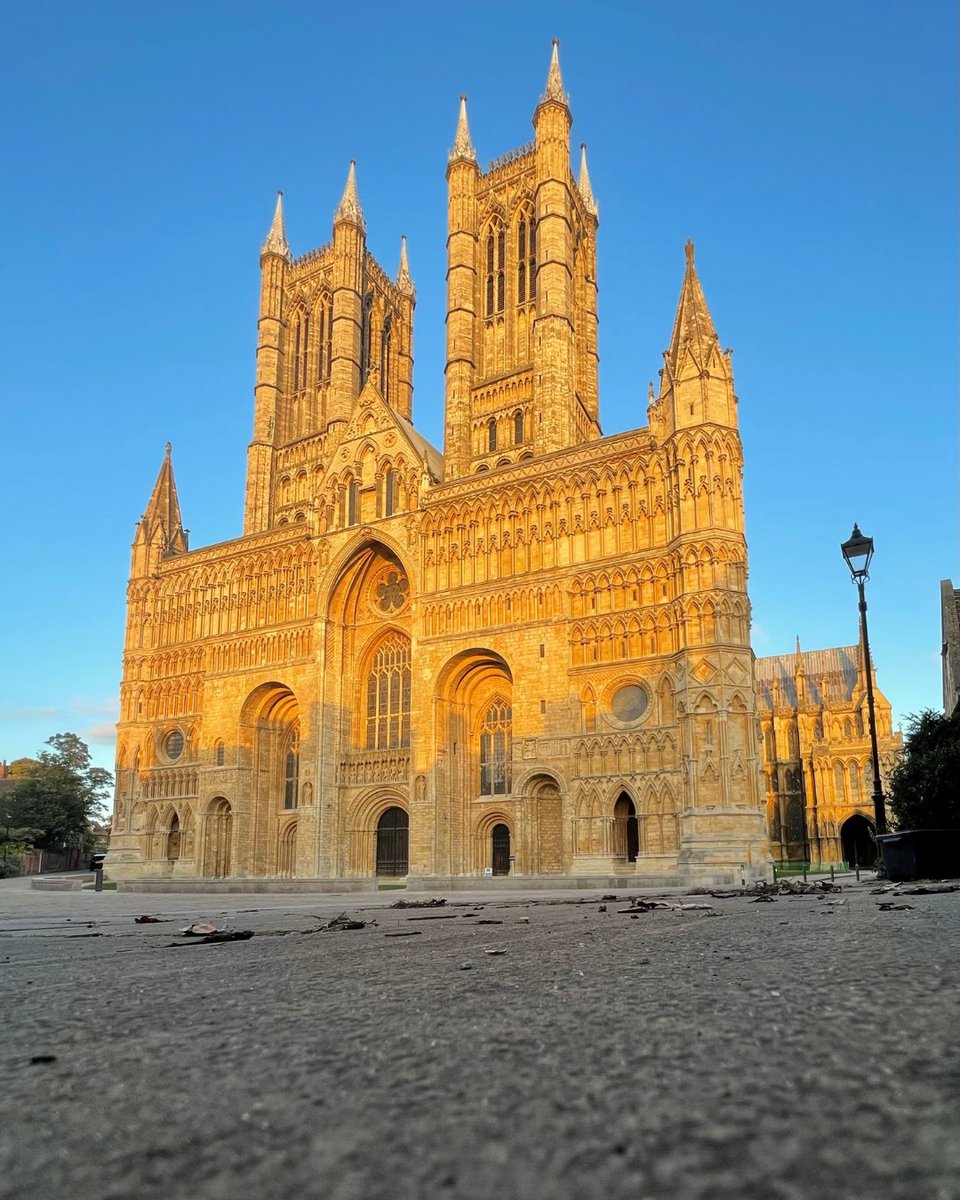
[1, 0, 956, 774]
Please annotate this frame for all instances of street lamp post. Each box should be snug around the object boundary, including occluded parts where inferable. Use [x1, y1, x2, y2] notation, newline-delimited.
[840, 525, 887, 852]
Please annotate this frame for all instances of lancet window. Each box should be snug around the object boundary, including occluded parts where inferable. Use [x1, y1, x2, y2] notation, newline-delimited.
[485, 221, 505, 317]
[365, 634, 411, 750]
[292, 310, 310, 392]
[517, 215, 536, 304]
[479, 699, 512, 795]
[360, 292, 374, 385]
[283, 725, 300, 810]
[488, 419, 497, 453]
[316, 293, 332, 383]
[380, 315, 392, 402]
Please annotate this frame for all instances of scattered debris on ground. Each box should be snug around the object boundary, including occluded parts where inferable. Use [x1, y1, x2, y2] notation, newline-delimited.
[878, 902, 914, 911]
[484, 949, 507, 956]
[134, 915, 171, 924]
[181, 922, 219, 936]
[458, 961, 473, 970]
[405, 913, 459, 921]
[168, 930, 254, 947]
[389, 898, 447, 909]
[317, 912, 367, 932]
[384, 930, 422, 938]
[29, 1055, 57, 1065]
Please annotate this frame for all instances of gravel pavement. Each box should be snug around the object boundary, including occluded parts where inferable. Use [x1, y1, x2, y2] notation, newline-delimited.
[1, 875, 958, 1200]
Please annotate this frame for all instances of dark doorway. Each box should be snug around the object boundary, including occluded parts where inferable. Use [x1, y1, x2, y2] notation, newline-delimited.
[614, 793, 639, 863]
[841, 814, 876, 869]
[492, 823, 511, 875]
[376, 806, 409, 876]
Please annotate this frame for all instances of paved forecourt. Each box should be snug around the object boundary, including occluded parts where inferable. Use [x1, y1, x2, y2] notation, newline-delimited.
[1, 874, 958, 1200]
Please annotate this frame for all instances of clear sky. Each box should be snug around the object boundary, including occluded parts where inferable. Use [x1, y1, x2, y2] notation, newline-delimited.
[1, 0, 956, 775]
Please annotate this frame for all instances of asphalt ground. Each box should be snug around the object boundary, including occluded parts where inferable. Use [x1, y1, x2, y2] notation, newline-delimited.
[1, 876, 958, 1200]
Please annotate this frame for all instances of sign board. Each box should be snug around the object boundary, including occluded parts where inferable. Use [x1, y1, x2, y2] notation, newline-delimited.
[483, 867, 494, 877]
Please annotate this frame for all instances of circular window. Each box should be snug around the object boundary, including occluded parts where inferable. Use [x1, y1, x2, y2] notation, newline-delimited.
[164, 730, 184, 761]
[610, 685, 648, 724]
[374, 569, 410, 614]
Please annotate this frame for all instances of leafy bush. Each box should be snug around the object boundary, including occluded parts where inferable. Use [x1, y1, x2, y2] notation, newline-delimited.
[888, 709, 960, 830]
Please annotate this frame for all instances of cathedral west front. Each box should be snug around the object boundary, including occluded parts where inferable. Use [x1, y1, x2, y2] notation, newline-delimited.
[106, 45, 856, 888]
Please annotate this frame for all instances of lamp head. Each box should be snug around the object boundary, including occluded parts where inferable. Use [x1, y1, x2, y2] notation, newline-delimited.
[841, 523, 874, 580]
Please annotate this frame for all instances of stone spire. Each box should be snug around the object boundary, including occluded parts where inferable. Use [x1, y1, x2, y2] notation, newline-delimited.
[140, 443, 188, 558]
[662, 240, 725, 379]
[578, 143, 598, 217]
[450, 95, 477, 163]
[261, 191, 290, 260]
[541, 38, 569, 106]
[396, 235, 414, 296]
[335, 160, 365, 230]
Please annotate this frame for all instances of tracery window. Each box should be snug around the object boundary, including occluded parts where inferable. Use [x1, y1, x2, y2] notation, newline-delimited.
[514, 410, 524, 445]
[528, 217, 537, 298]
[479, 699, 512, 795]
[488, 418, 497, 453]
[345, 479, 360, 526]
[365, 634, 411, 750]
[283, 726, 300, 810]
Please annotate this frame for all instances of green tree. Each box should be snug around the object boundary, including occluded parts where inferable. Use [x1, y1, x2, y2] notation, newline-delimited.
[888, 709, 960, 830]
[0, 734, 112, 851]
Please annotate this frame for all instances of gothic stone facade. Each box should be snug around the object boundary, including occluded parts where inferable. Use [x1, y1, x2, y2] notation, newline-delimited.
[756, 644, 902, 868]
[106, 46, 771, 886]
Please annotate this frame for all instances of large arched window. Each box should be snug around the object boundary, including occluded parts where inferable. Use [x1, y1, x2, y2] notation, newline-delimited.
[366, 634, 411, 749]
[479, 699, 512, 795]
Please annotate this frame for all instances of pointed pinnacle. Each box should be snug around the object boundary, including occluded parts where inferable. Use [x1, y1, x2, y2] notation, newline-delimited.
[578, 143, 598, 217]
[335, 161, 365, 230]
[397, 235, 414, 296]
[261, 191, 290, 260]
[450, 94, 477, 163]
[542, 38, 568, 105]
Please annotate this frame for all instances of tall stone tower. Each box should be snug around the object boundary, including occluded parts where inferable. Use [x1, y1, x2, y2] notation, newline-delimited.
[443, 41, 600, 479]
[244, 169, 415, 535]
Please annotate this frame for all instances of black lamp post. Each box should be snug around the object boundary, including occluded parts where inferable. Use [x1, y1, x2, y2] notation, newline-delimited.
[840, 524, 887, 846]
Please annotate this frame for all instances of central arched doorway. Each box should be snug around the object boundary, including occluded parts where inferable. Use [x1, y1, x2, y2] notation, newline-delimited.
[376, 806, 409, 876]
[614, 793, 639, 863]
[841, 814, 876, 869]
[492, 823, 511, 875]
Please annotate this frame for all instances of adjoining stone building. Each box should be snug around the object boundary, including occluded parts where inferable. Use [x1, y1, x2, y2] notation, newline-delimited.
[105, 44, 775, 887]
[941, 579, 960, 717]
[756, 641, 902, 869]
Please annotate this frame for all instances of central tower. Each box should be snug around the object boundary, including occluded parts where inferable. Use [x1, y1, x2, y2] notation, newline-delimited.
[443, 41, 601, 479]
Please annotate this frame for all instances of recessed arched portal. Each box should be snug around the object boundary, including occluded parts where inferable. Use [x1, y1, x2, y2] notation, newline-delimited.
[376, 806, 409, 877]
[614, 793, 639, 863]
[841, 813, 876, 870]
[492, 823, 511, 875]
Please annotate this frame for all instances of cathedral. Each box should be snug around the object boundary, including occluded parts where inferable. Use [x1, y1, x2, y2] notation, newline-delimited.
[107, 44, 887, 888]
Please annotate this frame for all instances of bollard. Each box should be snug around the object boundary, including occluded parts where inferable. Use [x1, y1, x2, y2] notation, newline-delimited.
[94, 867, 104, 893]
[830, 864, 835, 883]
[802, 861, 808, 883]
